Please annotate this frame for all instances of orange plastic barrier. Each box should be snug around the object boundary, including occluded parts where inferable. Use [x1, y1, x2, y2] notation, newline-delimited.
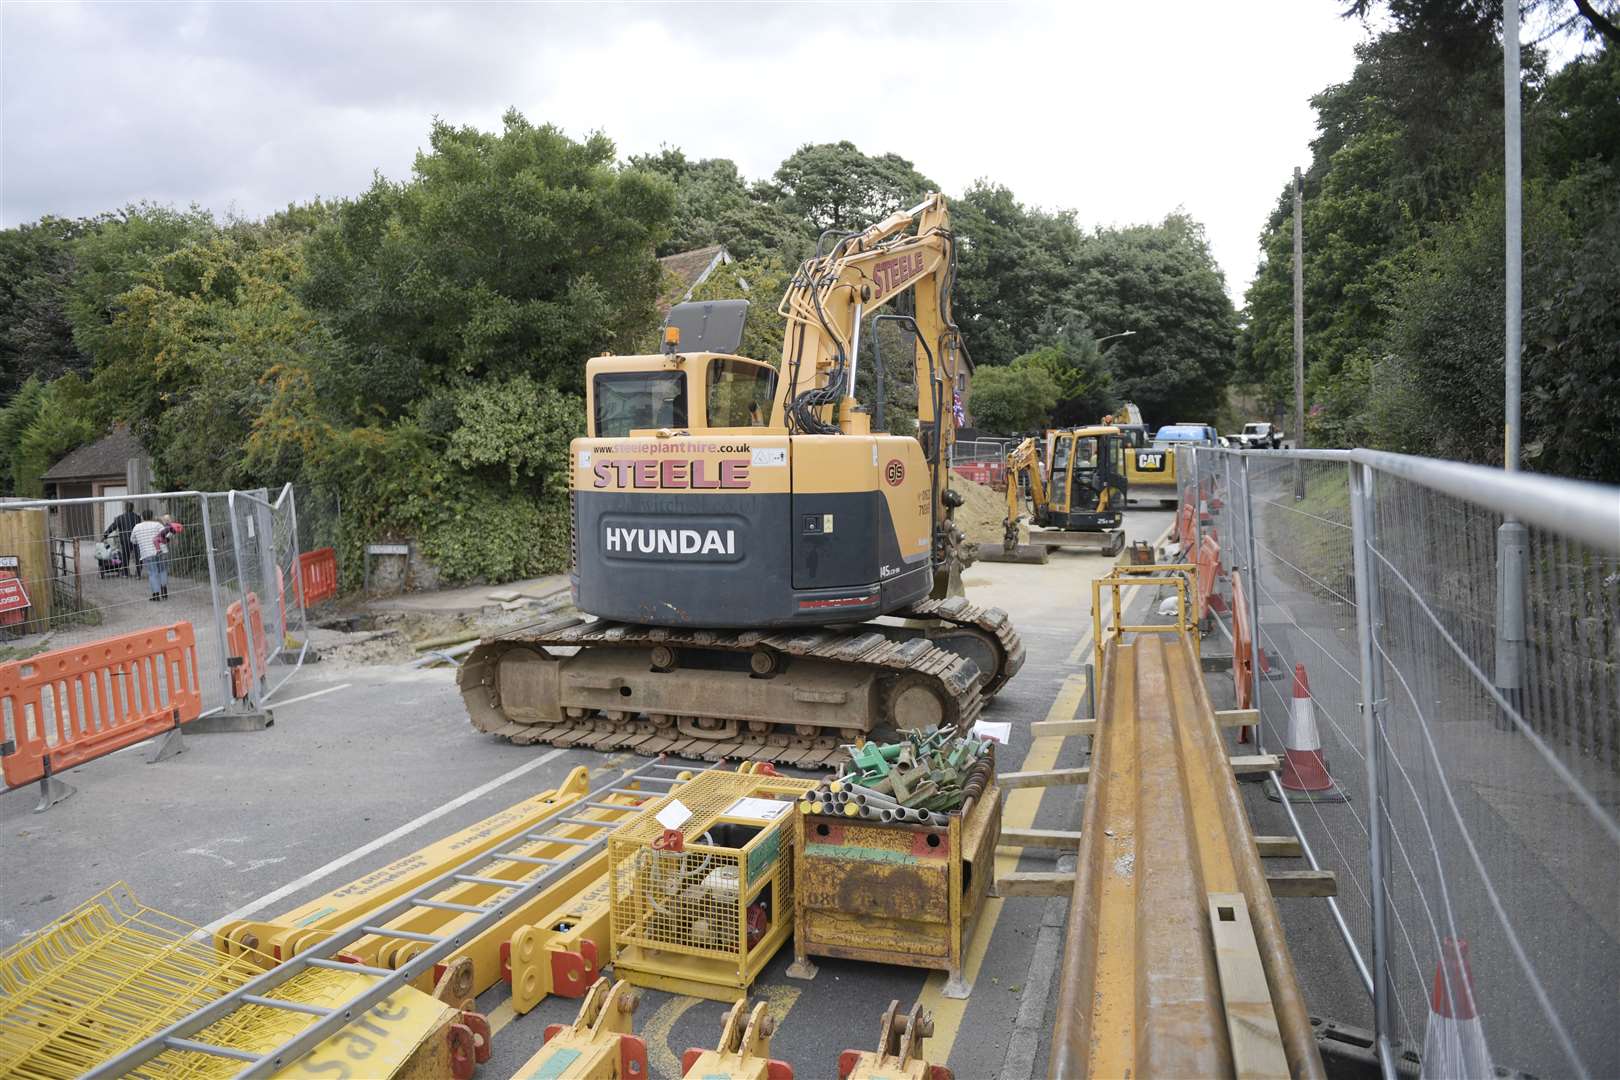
[1231, 570, 1253, 710]
[299, 547, 338, 606]
[1195, 533, 1223, 620]
[0, 622, 201, 790]
[1177, 500, 1197, 553]
[226, 592, 270, 700]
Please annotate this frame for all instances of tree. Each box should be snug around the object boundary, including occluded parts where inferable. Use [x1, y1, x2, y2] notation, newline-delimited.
[1071, 214, 1237, 424]
[10, 375, 96, 497]
[1008, 323, 1116, 427]
[771, 141, 936, 235]
[950, 183, 1088, 368]
[88, 225, 344, 490]
[301, 110, 675, 421]
[64, 203, 216, 365]
[629, 148, 806, 263]
[0, 377, 45, 496]
[0, 218, 91, 400]
[966, 362, 1059, 435]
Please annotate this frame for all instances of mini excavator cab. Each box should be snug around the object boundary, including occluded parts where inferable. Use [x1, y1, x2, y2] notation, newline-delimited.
[1040, 428, 1128, 530]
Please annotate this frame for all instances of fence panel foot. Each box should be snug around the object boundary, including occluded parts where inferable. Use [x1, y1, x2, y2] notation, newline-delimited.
[34, 773, 76, 814]
[189, 709, 274, 733]
[147, 725, 186, 764]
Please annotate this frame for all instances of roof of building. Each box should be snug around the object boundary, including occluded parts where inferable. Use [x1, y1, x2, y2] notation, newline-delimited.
[41, 425, 146, 482]
[658, 244, 730, 308]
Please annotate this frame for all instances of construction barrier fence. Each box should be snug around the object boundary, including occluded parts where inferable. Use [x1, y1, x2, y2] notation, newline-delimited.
[1, 484, 336, 795]
[1178, 445, 1620, 1079]
[0, 622, 201, 791]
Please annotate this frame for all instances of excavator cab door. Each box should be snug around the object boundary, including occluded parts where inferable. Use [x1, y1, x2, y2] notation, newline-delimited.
[1068, 435, 1104, 513]
[1048, 434, 1073, 516]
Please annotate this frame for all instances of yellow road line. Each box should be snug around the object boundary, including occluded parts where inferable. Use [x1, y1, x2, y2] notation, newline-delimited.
[918, 652, 1091, 1063]
[643, 994, 702, 1079]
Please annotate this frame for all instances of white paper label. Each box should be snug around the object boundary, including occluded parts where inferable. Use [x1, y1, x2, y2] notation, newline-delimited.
[723, 796, 790, 821]
[751, 447, 786, 467]
[655, 798, 693, 830]
[578, 450, 592, 468]
[971, 720, 1012, 745]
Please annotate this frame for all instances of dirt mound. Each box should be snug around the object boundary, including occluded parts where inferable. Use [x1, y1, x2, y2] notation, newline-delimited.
[951, 474, 1013, 543]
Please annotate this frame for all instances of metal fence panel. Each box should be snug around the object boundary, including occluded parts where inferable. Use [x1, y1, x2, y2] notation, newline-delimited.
[2, 486, 315, 756]
[1, 493, 232, 718]
[1191, 448, 1620, 1078]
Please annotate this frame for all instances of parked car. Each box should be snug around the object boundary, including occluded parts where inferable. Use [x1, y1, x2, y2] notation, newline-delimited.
[1152, 423, 1220, 447]
[1236, 422, 1284, 449]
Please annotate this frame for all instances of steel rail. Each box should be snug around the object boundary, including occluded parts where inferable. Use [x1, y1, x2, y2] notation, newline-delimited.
[1052, 630, 1325, 1079]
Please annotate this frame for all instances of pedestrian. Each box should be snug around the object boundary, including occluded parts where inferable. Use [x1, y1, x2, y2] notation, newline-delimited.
[156, 514, 184, 597]
[129, 512, 167, 601]
[104, 502, 140, 577]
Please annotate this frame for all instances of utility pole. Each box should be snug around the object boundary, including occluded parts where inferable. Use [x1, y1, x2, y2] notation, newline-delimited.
[1495, 1, 1526, 716]
[1292, 166, 1306, 500]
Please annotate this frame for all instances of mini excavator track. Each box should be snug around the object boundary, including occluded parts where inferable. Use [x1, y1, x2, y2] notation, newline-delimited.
[460, 602, 1023, 768]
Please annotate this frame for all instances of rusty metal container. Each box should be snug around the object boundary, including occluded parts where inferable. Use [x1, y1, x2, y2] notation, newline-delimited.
[788, 785, 999, 995]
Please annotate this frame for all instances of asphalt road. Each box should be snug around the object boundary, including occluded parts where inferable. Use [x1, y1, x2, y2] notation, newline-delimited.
[12, 503, 1384, 1080]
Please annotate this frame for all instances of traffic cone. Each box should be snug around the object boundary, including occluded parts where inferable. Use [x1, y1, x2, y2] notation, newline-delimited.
[1420, 937, 1492, 1080]
[1268, 663, 1347, 803]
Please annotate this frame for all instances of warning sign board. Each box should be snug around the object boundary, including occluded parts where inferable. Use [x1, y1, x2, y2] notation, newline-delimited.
[0, 575, 31, 616]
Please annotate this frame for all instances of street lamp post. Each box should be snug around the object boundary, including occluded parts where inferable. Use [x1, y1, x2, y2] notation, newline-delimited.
[1095, 330, 1136, 346]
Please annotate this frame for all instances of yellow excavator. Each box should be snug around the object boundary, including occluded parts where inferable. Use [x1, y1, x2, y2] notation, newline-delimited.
[994, 427, 1128, 559]
[460, 195, 1024, 766]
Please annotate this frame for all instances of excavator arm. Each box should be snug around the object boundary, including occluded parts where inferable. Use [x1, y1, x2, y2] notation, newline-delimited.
[1002, 438, 1044, 552]
[770, 194, 969, 592]
[773, 194, 965, 447]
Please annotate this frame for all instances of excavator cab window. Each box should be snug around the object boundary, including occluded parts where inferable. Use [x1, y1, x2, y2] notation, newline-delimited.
[1050, 436, 1072, 513]
[1070, 436, 1103, 509]
[707, 358, 777, 428]
[593, 371, 687, 437]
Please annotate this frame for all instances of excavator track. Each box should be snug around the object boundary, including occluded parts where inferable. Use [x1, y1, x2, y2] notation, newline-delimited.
[460, 602, 1023, 768]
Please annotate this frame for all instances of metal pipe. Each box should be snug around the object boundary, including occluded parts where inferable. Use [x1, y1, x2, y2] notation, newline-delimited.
[1349, 462, 1397, 1080]
[1503, 0, 1522, 475]
[197, 496, 237, 709]
[0, 489, 206, 510]
[1242, 455, 1264, 755]
[1215, 446, 1620, 554]
[1349, 448, 1619, 553]
[847, 301, 863, 401]
[224, 492, 263, 710]
[1293, 165, 1307, 501]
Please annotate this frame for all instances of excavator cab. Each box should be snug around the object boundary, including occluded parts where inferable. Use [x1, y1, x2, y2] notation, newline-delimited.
[587, 301, 777, 438]
[1041, 428, 1127, 530]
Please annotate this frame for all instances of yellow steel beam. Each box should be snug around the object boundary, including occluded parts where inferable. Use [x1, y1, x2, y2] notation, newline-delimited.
[1052, 628, 1326, 1079]
[214, 767, 596, 965]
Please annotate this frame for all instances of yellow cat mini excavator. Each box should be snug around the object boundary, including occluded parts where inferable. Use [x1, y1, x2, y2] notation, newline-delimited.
[998, 427, 1129, 559]
[460, 195, 1024, 765]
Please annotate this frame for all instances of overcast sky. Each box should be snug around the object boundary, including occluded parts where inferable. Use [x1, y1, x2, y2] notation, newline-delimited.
[1, 1, 1373, 300]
